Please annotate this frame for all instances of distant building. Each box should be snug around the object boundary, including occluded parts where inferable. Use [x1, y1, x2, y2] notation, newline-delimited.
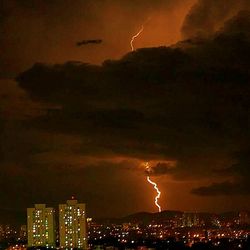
[27, 204, 55, 247]
[182, 212, 199, 227]
[19, 225, 27, 241]
[59, 198, 87, 249]
[239, 211, 250, 225]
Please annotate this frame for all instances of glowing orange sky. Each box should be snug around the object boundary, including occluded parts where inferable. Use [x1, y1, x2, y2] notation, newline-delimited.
[0, 0, 195, 76]
[1, 0, 250, 218]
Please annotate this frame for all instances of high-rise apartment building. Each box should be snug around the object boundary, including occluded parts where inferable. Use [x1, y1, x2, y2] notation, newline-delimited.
[27, 204, 55, 247]
[182, 212, 199, 227]
[59, 199, 87, 249]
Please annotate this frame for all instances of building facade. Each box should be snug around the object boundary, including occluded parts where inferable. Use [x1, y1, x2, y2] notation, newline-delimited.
[27, 204, 55, 247]
[59, 199, 87, 249]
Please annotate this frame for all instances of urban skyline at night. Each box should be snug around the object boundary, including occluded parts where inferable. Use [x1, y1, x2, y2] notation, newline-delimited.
[0, 202, 250, 249]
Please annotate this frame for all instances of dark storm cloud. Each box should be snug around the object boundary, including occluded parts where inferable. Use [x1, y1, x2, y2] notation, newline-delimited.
[145, 162, 173, 176]
[192, 150, 250, 196]
[0, 152, 142, 217]
[15, 10, 250, 200]
[191, 181, 250, 196]
[181, 0, 250, 39]
[221, 10, 250, 37]
[76, 39, 102, 46]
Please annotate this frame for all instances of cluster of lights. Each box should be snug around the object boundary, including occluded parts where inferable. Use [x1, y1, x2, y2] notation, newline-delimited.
[88, 219, 250, 249]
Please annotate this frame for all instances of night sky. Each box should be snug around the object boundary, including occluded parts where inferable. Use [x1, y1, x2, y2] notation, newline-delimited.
[1, 0, 250, 218]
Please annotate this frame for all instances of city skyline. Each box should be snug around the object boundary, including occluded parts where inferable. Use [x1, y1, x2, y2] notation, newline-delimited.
[1, 206, 250, 249]
[0, 0, 250, 218]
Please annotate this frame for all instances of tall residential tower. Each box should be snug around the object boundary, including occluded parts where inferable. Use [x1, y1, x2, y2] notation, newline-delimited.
[27, 204, 55, 247]
[59, 199, 87, 249]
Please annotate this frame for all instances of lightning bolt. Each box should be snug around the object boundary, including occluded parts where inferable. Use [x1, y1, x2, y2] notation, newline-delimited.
[145, 162, 162, 213]
[130, 25, 144, 51]
[130, 17, 151, 51]
[147, 176, 161, 212]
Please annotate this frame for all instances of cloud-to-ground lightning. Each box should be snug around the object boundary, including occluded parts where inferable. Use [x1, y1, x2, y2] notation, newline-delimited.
[145, 162, 162, 213]
[147, 176, 162, 212]
[131, 19, 162, 213]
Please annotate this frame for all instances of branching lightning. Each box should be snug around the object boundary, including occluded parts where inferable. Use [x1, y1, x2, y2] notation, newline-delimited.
[145, 162, 162, 213]
[130, 26, 144, 51]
